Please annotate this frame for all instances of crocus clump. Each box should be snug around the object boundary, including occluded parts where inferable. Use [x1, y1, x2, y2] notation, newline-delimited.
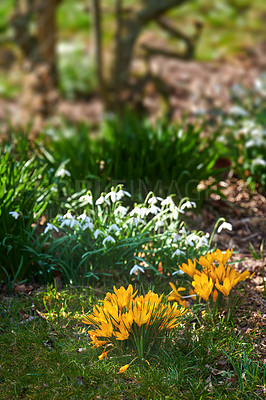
[83, 285, 186, 369]
[169, 249, 253, 304]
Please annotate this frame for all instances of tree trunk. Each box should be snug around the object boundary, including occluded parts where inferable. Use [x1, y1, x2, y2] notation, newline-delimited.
[11, 0, 61, 130]
[91, 0, 105, 100]
[105, 0, 189, 112]
[35, 0, 58, 87]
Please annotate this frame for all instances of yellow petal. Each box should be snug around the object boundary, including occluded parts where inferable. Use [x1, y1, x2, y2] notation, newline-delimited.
[119, 364, 130, 373]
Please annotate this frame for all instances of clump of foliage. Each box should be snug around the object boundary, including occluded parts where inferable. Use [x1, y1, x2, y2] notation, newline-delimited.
[26, 186, 210, 285]
[0, 146, 56, 285]
[39, 116, 224, 203]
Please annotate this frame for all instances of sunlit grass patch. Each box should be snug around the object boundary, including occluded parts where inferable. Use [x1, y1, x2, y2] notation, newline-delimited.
[0, 286, 265, 399]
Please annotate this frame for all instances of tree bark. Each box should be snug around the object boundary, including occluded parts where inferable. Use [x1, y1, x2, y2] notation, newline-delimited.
[106, 0, 189, 111]
[91, 0, 105, 100]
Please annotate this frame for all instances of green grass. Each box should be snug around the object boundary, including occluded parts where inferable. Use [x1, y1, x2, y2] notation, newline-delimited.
[1, 285, 265, 399]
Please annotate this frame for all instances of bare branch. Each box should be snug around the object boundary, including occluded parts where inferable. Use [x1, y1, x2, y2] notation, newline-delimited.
[142, 43, 190, 60]
[137, 0, 188, 24]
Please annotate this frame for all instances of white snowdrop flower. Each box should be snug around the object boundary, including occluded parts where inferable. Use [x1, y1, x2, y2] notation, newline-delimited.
[147, 205, 160, 215]
[196, 236, 209, 249]
[77, 213, 86, 220]
[172, 249, 186, 258]
[130, 265, 145, 275]
[217, 222, 233, 233]
[180, 201, 196, 211]
[188, 234, 199, 243]
[114, 206, 128, 216]
[172, 233, 182, 242]
[172, 270, 185, 275]
[79, 194, 93, 204]
[82, 222, 94, 231]
[56, 168, 71, 178]
[155, 220, 164, 231]
[61, 218, 79, 228]
[186, 239, 194, 247]
[179, 226, 187, 235]
[197, 163, 203, 170]
[130, 207, 147, 218]
[95, 195, 105, 205]
[70, 219, 78, 228]
[60, 219, 71, 228]
[246, 139, 263, 148]
[229, 105, 249, 117]
[116, 189, 131, 201]
[105, 191, 116, 203]
[108, 224, 120, 233]
[133, 217, 144, 227]
[44, 223, 59, 234]
[9, 211, 20, 219]
[93, 229, 104, 239]
[161, 196, 174, 207]
[170, 205, 183, 220]
[148, 196, 158, 205]
[63, 212, 72, 219]
[102, 235, 116, 245]
[252, 158, 266, 167]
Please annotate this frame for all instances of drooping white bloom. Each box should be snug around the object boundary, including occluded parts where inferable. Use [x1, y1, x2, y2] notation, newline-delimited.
[60, 218, 79, 228]
[116, 189, 131, 201]
[170, 205, 183, 219]
[114, 206, 128, 216]
[56, 168, 71, 178]
[82, 221, 94, 231]
[147, 205, 161, 215]
[161, 196, 175, 207]
[148, 196, 157, 205]
[196, 235, 209, 249]
[102, 235, 116, 245]
[130, 207, 147, 218]
[252, 158, 266, 167]
[155, 220, 164, 231]
[93, 229, 104, 239]
[180, 201, 196, 211]
[105, 191, 116, 203]
[9, 211, 20, 219]
[172, 249, 186, 258]
[108, 224, 120, 233]
[44, 223, 59, 234]
[95, 195, 104, 205]
[172, 233, 182, 242]
[77, 213, 89, 221]
[79, 194, 93, 204]
[179, 226, 187, 235]
[63, 212, 73, 219]
[229, 105, 249, 117]
[217, 222, 233, 233]
[172, 270, 185, 275]
[130, 265, 145, 275]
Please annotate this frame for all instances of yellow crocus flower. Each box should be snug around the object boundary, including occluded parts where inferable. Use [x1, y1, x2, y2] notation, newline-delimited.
[179, 259, 198, 278]
[192, 272, 214, 301]
[114, 323, 130, 340]
[119, 364, 129, 373]
[168, 282, 187, 308]
[98, 350, 110, 360]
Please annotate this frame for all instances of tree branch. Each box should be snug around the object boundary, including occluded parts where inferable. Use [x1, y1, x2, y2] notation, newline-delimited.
[137, 0, 188, 24]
